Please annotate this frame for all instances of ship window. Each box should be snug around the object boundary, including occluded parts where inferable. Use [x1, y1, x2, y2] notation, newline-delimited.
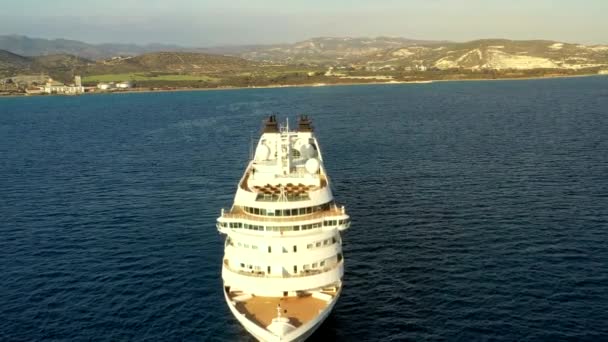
[283, 246, 288, 253]
[253, 208, 260, 215]
[307, 243, 313, 249]
[291, 209, 298, 216]
[252, 245, 258, 250]
[284, 209, 291, 216]
[268, 246, 272, 253]
[299, 208, 306, 215]
[267, 266, 271, 274]
[260, 209, 267, 215]
[294, 226, 300, 231]
[320, 261, 325, 267]
[293, 265, 298, 273]
[332, 237, 337, 244]
[323, 240, 329, 246]
[238, 242, 242, 247]
[337, 253, 343, 262]
[303, 264, 310, 270]
[315, 242, 321, 247]
[293, 245, 297, 252]
[240, 263, 245, 268]
[244, 244, 249, 248]
[312, 263, 318, 268]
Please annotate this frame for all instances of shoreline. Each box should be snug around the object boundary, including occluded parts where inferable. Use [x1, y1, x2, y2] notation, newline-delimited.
[1, 73, 606, 98]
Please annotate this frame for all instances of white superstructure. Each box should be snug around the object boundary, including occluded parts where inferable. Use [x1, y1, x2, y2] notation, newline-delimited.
[217, 115, 350, 341]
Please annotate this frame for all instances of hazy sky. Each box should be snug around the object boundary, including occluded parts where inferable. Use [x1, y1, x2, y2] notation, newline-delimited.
[2, 0, 607, 46]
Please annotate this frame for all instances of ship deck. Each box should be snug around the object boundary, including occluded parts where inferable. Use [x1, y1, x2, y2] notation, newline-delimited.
[240, 168, 328, 192]
[228, 290, 337, 328]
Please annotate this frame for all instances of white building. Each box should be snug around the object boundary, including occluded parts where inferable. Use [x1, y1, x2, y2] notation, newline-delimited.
[97, 82, 114, 90]
[115, 81, 132, 89]
[97, 81, 132, 90]
[43, 76, 84, 95]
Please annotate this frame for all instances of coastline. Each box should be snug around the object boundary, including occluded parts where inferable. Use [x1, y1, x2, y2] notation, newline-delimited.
[1, 73, 606, 98]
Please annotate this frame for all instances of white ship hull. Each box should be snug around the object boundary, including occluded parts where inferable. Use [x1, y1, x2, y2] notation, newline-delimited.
[224, 286, 341, 342]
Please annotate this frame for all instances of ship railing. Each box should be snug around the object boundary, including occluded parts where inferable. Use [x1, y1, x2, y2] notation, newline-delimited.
[223, 259, 344, 279]
[220, 206, 347, 223]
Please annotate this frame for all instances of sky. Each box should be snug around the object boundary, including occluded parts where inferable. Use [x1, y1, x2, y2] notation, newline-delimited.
[1, 0, 607, 46]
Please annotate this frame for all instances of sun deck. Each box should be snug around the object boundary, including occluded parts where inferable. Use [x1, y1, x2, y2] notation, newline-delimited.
[228, 289, 337, 328]
[239, 168, 328, 193]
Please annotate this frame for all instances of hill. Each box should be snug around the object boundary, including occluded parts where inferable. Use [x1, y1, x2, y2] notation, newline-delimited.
[235, 36, 442, 64]
[0, 49, 31, 70]
[87, 52, 254, 75]
[0, 35, 442, 62]
[0, 35, 190, 60]
[3, 37, 608, 92]
[363, 39, 608, 71]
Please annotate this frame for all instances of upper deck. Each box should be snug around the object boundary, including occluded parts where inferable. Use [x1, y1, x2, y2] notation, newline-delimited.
[232, 115, 334, 207]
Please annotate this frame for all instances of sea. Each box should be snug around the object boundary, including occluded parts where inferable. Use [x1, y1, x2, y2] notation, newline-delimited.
[1, 77, 608, 341]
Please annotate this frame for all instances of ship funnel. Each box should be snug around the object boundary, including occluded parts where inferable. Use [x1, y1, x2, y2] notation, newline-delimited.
[263, 115, 279, 133]
[297, 115, 313, 132]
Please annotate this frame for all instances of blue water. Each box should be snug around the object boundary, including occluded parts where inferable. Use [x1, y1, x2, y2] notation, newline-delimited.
[1, 77, 608, 341]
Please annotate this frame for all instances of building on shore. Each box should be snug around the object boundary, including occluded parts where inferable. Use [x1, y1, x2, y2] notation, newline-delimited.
[42, 76, 85, 95]
[116, 81, 132, 89]
[97, 81, 132, 91]
[97, 82, 114, 90]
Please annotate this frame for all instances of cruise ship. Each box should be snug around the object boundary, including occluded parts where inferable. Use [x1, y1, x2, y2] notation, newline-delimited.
[216, 115, 350, 341]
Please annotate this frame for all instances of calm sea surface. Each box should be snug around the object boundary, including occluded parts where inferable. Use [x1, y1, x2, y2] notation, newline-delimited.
[1, 77, 608, 341]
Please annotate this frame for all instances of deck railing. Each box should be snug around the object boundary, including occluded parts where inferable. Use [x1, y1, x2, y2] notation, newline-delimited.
[220, 205, 346, 223]
[223, 259, 343, 279]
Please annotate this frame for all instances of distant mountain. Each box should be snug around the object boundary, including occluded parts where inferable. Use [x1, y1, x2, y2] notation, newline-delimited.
[0, 35, 443, 62]
[235, 36, 443, 64]
[0, 35, 190, 60]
